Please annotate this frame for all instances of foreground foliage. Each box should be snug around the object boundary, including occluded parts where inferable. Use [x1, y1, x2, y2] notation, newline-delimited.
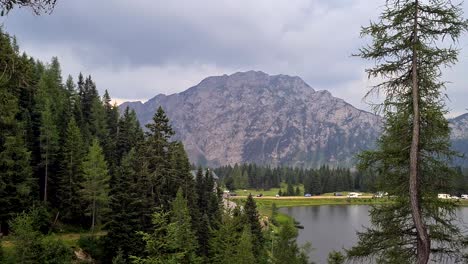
[348, 0, 468, 263]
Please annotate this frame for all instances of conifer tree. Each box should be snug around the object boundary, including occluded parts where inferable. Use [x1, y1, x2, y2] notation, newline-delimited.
[90, 97, 108, 143]
[167, 188, 201, 264]
[142, 106, 175, 209]
[133, 189, 201, 264]
[348, 1, 468, 263]
[102, 90, 119, 169]
[57, 117, 84, 222]
[39, 99, 59, 202]
[116, 107, 143, 164]
[272, 221, 309, 264]
[80, 139, 110, 232]
[243, 194, 264, 260]
[205, 169, 221, 226]
[234, 227, 256, 264]
[0, 133, 34, 234]
[105, 149, 145, 261]
[209, 213, 240, 264]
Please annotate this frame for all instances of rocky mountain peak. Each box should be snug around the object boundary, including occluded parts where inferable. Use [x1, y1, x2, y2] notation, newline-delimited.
[121, 71, 383, 168]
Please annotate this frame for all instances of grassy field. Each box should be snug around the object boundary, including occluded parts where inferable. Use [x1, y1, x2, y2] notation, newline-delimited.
[231, 184, 376, 198]
[231, 183, 305, 196]
[0, 231, 106, 260]
[231, 196, 393, 208]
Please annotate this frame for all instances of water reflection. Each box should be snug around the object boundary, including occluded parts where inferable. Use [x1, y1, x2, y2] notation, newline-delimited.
[280, 205, 468, 264]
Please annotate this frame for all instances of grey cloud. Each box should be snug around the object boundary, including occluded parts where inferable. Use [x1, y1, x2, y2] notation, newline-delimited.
[1, 0, 467, 114]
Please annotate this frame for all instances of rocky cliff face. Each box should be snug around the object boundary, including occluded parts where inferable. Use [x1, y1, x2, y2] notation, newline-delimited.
[450, 113, 468, 166]
[121, 71, 383, 167]
[450, 113, 468, 140]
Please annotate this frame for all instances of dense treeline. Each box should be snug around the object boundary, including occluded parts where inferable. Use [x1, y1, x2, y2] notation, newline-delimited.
[0, 29, 309, 263]
[215, 164, 378, 194]
[215, 164, 468, 196]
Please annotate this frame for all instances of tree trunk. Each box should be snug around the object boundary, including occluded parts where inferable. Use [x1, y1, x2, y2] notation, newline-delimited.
[410, 1, 430, 263]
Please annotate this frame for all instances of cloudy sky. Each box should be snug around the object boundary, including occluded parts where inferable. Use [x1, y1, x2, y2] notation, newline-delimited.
[1, 0, 467, 116]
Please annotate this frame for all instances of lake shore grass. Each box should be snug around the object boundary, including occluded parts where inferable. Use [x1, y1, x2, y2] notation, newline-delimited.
[230, 196, 392, 208]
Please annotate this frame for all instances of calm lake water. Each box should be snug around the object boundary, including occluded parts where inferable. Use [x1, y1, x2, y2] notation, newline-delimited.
[280, 205, 468, 264]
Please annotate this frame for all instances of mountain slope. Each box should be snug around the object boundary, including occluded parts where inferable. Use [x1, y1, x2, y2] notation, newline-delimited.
[450, 113, 468, 166]
[121, 71, 382, 167]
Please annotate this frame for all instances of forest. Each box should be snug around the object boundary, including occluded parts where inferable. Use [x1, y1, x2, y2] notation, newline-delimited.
[215, 164, 468, 196]
[0, 29, 314, 263]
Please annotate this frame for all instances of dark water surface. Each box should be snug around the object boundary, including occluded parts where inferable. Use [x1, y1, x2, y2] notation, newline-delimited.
[280, 205, 468, 264]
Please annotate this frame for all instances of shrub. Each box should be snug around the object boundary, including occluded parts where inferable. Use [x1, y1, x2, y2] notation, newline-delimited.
[78, 235, 105, 261]
[41, 236, 73, 263]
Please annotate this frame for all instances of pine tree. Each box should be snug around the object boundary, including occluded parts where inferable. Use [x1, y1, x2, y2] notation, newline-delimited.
[243, 194, 264, 260]
[116, 107, 143, 164]
[57, 117, 84, 223]
[39, 99, 59, 202]
[167, 188, 201, 264]
[133, 189, 201, 264]
[102, 90, 119, 169]
[105, 149, 145, 261]
[0, 29, 36, 234]
[80, 139, 110, 232]
[0, 133, 34, 234]
[209, 213, 240, 264]
[272, 221, 309, 264]
[234, 227, 256, 264]
[348, 1, 468, 263]
[142, 106, 175, 209]
[90, 96, 108, 143]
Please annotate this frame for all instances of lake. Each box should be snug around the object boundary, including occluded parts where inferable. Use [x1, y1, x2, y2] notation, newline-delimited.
[280, 205, 468, 264]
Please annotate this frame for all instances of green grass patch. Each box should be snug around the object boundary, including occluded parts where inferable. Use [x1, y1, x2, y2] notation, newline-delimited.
[231, 183, 305, 196]
[237, 197, 392, 209]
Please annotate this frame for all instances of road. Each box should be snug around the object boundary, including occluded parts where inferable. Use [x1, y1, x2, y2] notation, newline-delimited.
[230, 195, 374, 199]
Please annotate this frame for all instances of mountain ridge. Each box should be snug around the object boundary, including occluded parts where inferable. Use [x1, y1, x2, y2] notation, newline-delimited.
[121, 71, 467, 167]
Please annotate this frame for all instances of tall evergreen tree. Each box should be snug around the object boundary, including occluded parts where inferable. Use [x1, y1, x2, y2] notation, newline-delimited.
[39, 99, 59, 202]
[57, 117, 84, 223]
[348, 1, 468, 263]
[133, 189, 201, 264]
[209, 213, 241, 264]
[234, 227, 256, 264]
[142, 106, 175, 209]
[272, 221, 309, 264]
[105, 149, 145, 262]
[243, 194, 264, 260]
[80, 139, 110, 232]
[116, 107, 143, 164]
[0, 133, 34, 234]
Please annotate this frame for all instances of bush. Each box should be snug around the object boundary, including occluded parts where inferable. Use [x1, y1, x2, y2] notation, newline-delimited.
[30, 204, 52, 234]
[78, 235, 105, 261]
[41, 236, 73, 263]
[9, 211, 44, 262]
[8, 209, 74, 264]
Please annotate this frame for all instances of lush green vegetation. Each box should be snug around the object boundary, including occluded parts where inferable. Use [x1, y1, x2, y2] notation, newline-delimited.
[215, 164, 378, 195]
[347, 1, 468, 263]
[0, 29, 311, 263]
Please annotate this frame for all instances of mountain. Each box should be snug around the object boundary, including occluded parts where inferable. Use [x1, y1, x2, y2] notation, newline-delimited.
[450, 113, 468, 166]
[120, 71, 383, 168]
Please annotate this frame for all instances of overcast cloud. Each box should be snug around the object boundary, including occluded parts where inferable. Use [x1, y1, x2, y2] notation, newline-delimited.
[1, 0, 467, 116]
